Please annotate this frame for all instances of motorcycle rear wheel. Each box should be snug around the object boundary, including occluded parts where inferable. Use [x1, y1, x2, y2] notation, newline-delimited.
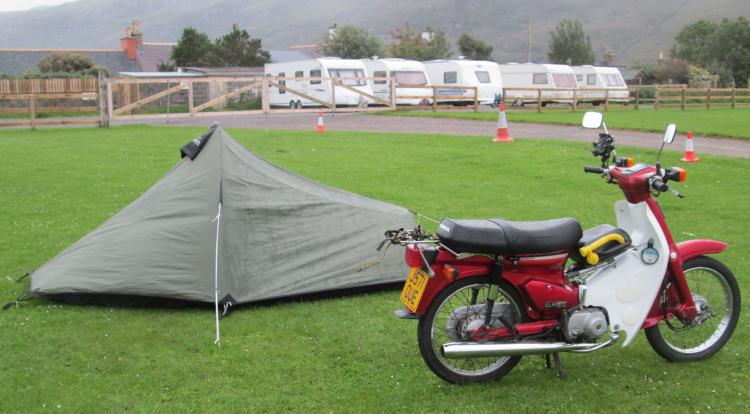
[417, 277, 526, 384]
[645, 256, 740, 362]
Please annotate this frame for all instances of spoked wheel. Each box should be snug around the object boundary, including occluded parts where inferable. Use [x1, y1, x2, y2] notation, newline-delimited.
[417, 277, 526, 384]
[646, 256, 740, 362]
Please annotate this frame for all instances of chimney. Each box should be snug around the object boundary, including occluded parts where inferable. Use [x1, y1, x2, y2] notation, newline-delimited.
[120, 20, 143, 61]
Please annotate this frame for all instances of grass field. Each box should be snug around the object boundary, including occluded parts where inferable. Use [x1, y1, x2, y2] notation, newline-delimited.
[376, 107, 750, 140]
[1, 126, 748, 412]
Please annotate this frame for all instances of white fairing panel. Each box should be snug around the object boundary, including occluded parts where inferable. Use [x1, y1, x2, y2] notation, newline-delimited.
[582, 200, 669, 346]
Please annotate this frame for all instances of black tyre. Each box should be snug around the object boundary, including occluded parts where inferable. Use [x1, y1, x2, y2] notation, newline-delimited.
[417, 277, 526, 384]
[645, 256, 740, 362]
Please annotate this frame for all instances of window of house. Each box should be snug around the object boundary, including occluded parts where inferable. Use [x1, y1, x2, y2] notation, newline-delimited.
[444, 71, 457, 84]
[373, 70, 387, 84]
[533, 73, 548, 84]
[310, 69, 321, 84]
[278, 72, 286, 94]
[475, 71, 491, 83]
[395, 71, 427, 85]
[587, 74, 597, 86]
[552, 73, 576, 88]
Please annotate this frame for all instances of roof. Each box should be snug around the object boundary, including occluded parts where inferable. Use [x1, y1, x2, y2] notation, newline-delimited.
[180, 67, 263, 76]
[621, 68, 647, 80]
[136, 43, 175, 72]
[0, 49, 139, 75]
[269, 50, 312, 63]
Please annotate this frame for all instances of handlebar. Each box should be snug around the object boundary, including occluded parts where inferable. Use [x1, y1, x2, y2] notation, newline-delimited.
[584, 166, 605, 174]
[651, 176, 669, 192]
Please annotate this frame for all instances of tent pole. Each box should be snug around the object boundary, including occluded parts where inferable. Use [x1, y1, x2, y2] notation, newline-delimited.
[213, 202, 222, 347]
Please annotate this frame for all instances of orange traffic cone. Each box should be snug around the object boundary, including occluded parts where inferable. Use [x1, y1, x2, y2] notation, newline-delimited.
[316, 112, 326, 133]
[493, 100, 513, 142]
[680, 131, 699, 162]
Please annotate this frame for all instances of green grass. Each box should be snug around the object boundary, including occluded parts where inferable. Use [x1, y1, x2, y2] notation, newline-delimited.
[1, 126, 749, 412]
[0, 110, 99, 119]
[374, 107, 750, 140]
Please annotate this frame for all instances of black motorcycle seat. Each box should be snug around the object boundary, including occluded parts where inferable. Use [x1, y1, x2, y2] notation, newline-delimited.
[437, 218, 583, 256]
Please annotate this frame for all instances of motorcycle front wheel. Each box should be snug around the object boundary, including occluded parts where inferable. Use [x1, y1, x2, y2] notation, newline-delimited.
[417, 277, 526, 384]
[645, 256, 740, 362]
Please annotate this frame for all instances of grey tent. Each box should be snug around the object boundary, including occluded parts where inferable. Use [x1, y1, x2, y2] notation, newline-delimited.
[30, 125, 414, 310]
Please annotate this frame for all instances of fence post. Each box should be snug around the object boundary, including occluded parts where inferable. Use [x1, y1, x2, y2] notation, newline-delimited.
[432, 86, 437, 112]
[106, 79, 114, 121]
[655, 88, 660, 111]
[187, 80, 194, 115]
[536, 89, 542, 113]
[389, 75, 396, 109]
[261, 77, 270, 114]
[473, 87, 478, 112]
[572, 88, 577, 112]
[634, 88, 640, 110]
[706, 88, 711, 110]
[29, 94, 36, 130]
[97, 71, 109, 127]
[604, 89, 609, 111]
[731, 88, 736, 109]
[330, 78, 336, 113]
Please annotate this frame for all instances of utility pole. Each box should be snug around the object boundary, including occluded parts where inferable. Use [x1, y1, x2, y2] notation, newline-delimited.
[527, 16, 532, 63]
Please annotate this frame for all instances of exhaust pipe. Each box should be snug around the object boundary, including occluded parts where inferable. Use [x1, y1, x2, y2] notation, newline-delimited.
[441, 334, 619, 359]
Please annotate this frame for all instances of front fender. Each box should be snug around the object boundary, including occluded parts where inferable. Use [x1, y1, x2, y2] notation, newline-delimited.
[676, 239, 727, 262]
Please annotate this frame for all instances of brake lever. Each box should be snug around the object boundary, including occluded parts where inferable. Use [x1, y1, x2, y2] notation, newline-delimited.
[668, 188, 685, 198]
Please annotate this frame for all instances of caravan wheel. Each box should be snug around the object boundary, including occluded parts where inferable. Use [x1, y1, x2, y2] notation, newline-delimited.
[289, 101, 296, 109]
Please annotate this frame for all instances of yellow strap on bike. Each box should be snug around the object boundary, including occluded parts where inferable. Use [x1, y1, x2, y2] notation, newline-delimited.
[579, 234, 626, 265]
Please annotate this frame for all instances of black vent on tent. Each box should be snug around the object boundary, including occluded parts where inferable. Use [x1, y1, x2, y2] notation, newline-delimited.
[180, 124, 218, 160]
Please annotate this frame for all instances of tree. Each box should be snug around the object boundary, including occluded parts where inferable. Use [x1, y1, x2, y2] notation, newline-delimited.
[654, 58, 689, 84]
[171, 27, 220, 67]
[37, 52, 103, 75]
[320, 25, 384, 58]
[215, 25, 271, 66]
[457, 33, 493, 60]
[547, 19, 595, 65]
[673, 18, 750, 87]
[389, 24, 452, 60]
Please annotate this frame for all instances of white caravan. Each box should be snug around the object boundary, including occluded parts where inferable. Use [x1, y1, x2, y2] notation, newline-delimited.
[572, 66, 630, 104]
[497, 63, 577, 106]
[362, 58, 432, 105]
[423, 60, 503, 105]
[265, 58, 373, 108]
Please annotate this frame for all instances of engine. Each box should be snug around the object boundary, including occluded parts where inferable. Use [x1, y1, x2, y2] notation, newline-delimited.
[563, 307, 608, 342]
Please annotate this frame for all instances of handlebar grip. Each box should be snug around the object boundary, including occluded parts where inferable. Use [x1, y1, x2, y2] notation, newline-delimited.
[584, 166, 604, 174]
[652, 177, 668, 192]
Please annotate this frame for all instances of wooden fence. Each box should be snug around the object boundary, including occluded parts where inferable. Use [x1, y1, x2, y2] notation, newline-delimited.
[0, 76, 105, 129]
[501, 86, 750, 112]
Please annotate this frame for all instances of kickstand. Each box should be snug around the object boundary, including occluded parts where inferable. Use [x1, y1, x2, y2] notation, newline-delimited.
[544, 353, 551, 368]
[552, 353, 566, 380]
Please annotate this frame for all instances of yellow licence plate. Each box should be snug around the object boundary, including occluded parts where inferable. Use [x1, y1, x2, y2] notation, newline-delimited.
[400, 267, 430, 312]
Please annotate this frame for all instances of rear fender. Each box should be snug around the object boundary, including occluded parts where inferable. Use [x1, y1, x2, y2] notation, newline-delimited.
[676, 239, 727, 261]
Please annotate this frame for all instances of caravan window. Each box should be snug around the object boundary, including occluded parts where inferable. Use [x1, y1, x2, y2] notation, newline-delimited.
[444, 71, 457, 84]
[278, 72, 286, 94]
[552, 73, 576, 88]
[533, 73, 548, 84]
[475, 71, 491, 83]
[587, 74, 597, 86]
[295, 71, 304, 79]
[395, 71, 427, 85]
[603, 74, 625, 87]
[328, 68, 366, 86]
[310, 69, 322, 84]
[576, 74, 583, 82]
[373, 71, 387, 84]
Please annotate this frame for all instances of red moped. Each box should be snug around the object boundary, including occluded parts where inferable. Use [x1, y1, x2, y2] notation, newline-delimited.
[385, 112, 740, 383]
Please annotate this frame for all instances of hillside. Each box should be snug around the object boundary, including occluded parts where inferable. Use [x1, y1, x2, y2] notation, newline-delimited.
[0, 0, 746, 65]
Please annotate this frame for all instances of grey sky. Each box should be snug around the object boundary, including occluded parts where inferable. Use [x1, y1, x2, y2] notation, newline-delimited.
[0, 0, 78, 13]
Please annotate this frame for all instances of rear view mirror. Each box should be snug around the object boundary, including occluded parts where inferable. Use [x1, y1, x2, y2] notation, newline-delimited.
[663, 123, 677, 144]
[582, 112, 603, 129]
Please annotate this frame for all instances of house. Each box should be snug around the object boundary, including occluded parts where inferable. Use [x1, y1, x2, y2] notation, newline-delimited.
[0, 20, 173, 76]
[621, 68, 650, 86]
